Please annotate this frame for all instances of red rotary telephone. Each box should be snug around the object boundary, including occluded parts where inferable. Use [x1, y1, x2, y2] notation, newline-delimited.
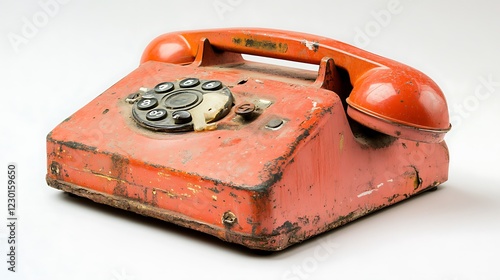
[46, 28, 450, 250]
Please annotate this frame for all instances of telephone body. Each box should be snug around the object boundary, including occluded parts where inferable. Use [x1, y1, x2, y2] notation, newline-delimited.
[46, 28, 450, 251]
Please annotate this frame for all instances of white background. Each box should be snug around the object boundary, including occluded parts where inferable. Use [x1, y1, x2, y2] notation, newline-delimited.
[1, 0, 500, 279]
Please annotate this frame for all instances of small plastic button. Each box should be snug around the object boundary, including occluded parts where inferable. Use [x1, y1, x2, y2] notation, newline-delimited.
[266, 118, 284, 129]
[154, 82, 174, 93]
[201, 80, 222, 91]
[172, 110, 192, 124]
[137, 98, 158, 110]
[179, 78, 200, 88]
[146, 109, 167, 121]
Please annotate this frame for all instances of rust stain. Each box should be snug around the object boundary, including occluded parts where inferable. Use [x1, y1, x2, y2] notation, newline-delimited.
[111, 154, 130, 197]
[114, 184, 128, 197]
[386, 193, 400, 203]
[272, 220, 300, 236]
[156, 188, 177, 198]
[411, 165, 422, 190]
[229, 192, 238, 198]
[232, 37, 288, 53]
[297, 216, 310, 226]
[150, 188, 158, 206]
[208, 186, 221, 193]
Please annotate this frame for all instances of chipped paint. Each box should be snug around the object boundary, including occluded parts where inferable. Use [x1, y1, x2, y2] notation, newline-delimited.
[186, 183, 202, 193]
[93, 173, 114, 181]
[339, 133, 344, 151]
[187, 186, 198, 193]
[301, 40, 319, 52]
[411, 166, 423, 190]
[157, 171, 171, 178]
[258, 99, 272, 107]
[159, 189, 177, 198]
[357, 189, 377, 198]
[308, 97, 319, 112]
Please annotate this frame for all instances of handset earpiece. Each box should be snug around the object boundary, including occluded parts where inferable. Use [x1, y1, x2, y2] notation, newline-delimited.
[346, 68, 451, 143]
[140, 33, 195, 65]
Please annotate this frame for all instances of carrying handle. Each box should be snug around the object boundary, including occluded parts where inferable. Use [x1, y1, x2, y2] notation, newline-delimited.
[141, 28, 451, 143]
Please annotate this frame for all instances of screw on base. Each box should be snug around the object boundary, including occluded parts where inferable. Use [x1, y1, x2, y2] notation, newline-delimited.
[222, 211, 237, 226]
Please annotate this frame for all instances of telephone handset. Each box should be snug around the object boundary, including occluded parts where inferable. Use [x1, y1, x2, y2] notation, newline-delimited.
[46, 28, 451, 251]
[141, 28, 450, 142]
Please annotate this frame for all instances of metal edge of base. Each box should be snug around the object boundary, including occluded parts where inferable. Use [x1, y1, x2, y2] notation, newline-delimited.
[46, 176, 440, 251]
[46, 176, 280, 250]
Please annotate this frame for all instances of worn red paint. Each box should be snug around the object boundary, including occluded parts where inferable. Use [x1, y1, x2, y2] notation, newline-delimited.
[46, 29, 450, 251]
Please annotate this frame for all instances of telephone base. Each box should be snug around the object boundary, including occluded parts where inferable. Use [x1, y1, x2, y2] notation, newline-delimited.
[46, 176, 441, 251]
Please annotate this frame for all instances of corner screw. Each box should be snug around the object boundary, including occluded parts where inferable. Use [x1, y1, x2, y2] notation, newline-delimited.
[222, 211, 237, 226]
[50, 162, 60, 175]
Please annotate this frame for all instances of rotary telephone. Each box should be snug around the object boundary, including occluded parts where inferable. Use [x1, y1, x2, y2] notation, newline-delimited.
[46, 28, 451, 251]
